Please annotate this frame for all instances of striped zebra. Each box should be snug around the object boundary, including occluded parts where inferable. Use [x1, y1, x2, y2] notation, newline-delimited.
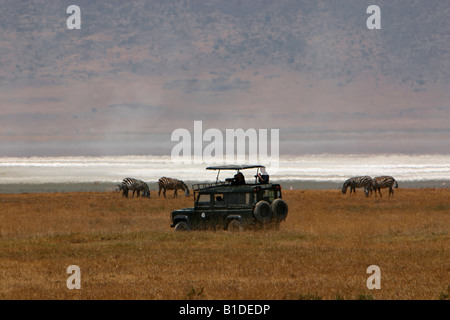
[121, 177, 150, 198]
[372, 176, 398, 197]
[158, 177, 190, 198]
[342, 176, 373, 197]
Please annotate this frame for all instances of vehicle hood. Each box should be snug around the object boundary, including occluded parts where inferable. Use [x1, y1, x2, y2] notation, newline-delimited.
[171, 207, 195, 214]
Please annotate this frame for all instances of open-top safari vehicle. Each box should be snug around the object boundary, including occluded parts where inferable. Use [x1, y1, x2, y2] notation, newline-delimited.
[170, 165, 288, 231]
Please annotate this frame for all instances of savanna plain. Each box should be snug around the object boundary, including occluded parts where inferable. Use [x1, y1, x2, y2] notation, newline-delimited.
[0, 188, 448, 300]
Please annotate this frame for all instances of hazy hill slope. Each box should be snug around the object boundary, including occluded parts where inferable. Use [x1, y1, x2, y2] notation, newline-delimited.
[0, 0, 448, 90]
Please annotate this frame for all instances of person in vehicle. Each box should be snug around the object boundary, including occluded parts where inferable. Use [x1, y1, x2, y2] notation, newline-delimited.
[257, 167, 269, 184]
[232, 171, 246, 185]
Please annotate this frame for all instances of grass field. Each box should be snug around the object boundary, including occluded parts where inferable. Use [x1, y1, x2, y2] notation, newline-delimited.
[0, 188, 449, 300]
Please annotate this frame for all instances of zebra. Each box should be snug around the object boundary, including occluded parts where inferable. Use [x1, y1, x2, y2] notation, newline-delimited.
[372, 176, 398, 197]
[342, 176, 373, 197]
[158, 177, 190, 198]
[117, 183, 139, 197]
[121, 177, 150, 198]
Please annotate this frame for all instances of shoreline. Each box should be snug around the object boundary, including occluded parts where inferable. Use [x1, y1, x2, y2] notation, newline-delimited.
[0, 179, 448, 194]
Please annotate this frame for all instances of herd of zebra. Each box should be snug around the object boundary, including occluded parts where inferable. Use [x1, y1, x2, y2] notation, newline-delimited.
[117, 175, 397, 199]
[342, 175, 399, 197]
[118, 177, 190, 199]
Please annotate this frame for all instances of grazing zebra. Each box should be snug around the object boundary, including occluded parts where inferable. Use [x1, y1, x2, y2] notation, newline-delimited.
[117, 184, 140, 197]
[158, 177, 190, 198]
[372, 176, 398, 197]
[342, 176, 373, 197]
[121, 177, 150, 198]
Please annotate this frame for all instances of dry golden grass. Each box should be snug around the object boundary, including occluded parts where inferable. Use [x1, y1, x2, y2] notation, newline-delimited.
[0, 188, 449, 300]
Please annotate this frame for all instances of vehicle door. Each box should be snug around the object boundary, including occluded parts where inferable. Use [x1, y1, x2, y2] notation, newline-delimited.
[194, 193, 213, 229]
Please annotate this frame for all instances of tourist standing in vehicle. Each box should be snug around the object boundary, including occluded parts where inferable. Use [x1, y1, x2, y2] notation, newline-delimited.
[257, 167, 269, 184]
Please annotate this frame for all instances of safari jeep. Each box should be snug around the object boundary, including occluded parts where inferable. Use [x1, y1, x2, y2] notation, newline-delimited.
[170, 165, 288, 231]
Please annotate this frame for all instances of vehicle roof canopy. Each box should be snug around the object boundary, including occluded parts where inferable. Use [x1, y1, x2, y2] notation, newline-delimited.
[196, 183, 279, 194]
[206, 164, 265, 170]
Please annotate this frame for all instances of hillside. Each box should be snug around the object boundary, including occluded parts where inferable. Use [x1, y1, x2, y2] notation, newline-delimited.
[1, 0, 448, 88]
[1, 1, 449, 156]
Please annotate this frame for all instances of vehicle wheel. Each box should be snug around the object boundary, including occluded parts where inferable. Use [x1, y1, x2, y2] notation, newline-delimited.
[271, 199, 288, 221]
[253, 200, 273, 224]
[227, 219, 243, 232]
[174, 221, 190, 231]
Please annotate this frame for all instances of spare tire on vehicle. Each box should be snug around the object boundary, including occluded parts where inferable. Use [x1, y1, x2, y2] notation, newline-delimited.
[271, 198, 288, 221]
[253, 200, 273, 224]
